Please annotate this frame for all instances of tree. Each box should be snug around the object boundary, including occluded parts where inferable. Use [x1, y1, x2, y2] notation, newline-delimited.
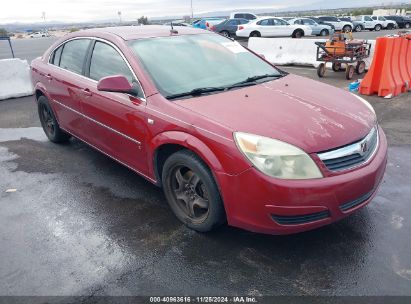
[138, 16, 149, 25]
[0, 28, 8, 37]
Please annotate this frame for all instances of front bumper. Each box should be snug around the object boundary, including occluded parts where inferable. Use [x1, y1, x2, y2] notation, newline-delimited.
[216, 126, 388, 235]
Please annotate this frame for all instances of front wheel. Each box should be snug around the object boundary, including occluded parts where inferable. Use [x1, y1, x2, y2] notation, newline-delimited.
[319, 29, 329, 36]
[38, 96, 71, 143]
[356, 61, 366, 74]
[346, 65, 355, 80]
[405, 23, 411, 29]
[162, 150, 226, 232]
[292, 29, 304, 38]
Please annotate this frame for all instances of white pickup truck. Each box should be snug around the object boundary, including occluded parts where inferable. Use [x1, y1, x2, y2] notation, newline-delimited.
[351, 15, 382, 32]
[371, 16, 397, 30]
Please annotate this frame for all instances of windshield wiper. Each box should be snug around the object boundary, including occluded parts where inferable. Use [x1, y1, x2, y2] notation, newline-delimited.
[234, 73, 284, 85]
[166, 87, 226, 100]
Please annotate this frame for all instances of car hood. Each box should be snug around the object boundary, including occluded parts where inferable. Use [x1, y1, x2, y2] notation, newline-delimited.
[174, 74, 376, 153]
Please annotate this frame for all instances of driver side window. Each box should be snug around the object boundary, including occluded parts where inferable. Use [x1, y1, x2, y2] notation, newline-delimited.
[89, 41, 133, 82]
[89, 41, 143, 97]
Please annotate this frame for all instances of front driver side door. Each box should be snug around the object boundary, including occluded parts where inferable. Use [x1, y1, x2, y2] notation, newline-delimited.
[79, 40, 149, 175]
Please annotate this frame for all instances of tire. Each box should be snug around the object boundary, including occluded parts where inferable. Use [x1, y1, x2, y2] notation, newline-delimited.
[405, 23, 411, 29]
[374, 24, 382, 31]
[346, 65, 355, 80]
[317, 63, 326, 78]
[38, 96, 71, 143]
[319, 29, 329, 36]
[162, 150, 226, 232]
[220, 30, 230, 38]
[387, 24, 394, 30]
[356, 61, 366, 74]
[250, 31, 261, 37]
[342, 25, 352, 32]
[292, 29, 304, 38]
[355, 25, 363, 32]
[332, 62, 342, 72]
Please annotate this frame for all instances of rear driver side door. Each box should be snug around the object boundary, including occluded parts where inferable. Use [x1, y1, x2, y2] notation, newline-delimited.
[79, 40, 149, 175]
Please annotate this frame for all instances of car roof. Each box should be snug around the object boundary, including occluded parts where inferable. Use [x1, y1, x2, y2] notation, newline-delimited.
[76, 25, 207, 41]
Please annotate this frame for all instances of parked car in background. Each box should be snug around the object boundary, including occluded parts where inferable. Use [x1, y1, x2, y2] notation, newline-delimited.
[193, 18, 226, 30]
[351, 15, 382, 32]
[31, 25, 387, 235]
[384, 16, 411, 29]
[30, 31, 49, 38]
[307, 17, 335, 30]
[211, 18, 249, 37]
[229, 12, 258, 21]
[289, 17, 332, 36]
[371, 16, 397, 29]
[236, 17, 312, 38]
[317, 16, 353, 32]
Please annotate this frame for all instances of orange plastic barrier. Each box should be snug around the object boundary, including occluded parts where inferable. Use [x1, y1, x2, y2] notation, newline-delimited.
[359, 35, 411, 97]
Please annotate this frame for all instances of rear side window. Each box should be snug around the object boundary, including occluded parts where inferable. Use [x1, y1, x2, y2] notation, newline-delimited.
[244, 14, 256, 20]
[226, 20, 238, 26]
[59, 39, 91, 74]
[257, 19, 272, 26]
[89, 41, 134, 83]
[235, 14, 244, 19]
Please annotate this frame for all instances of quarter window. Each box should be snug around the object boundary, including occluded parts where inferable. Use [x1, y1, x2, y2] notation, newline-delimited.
[50, 46, 63, 66]
[59, 39, 91, 74]
[89, 41, 134, 83]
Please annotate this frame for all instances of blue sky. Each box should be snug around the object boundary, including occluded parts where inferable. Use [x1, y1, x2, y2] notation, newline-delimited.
[0, 0, 408, 23]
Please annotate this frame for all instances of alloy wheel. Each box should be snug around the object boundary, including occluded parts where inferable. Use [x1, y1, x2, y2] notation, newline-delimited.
[170, 165, 210, 223]
[39, 103, 56, 137]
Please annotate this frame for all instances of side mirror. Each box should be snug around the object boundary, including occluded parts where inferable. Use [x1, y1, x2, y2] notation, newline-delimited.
[97, 75, 133, 94]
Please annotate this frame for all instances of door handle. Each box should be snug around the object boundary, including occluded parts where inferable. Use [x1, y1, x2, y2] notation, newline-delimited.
[45, 74, 52, 81]
[82, 88, 92, 97]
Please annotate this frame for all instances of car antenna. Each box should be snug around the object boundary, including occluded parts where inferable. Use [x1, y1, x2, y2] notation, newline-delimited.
[170, 21, 178, 34]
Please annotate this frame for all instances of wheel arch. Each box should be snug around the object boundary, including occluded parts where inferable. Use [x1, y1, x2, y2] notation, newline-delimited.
[150, 131, 226, 187]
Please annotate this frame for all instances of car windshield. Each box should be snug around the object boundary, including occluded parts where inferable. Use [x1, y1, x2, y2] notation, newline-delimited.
[128, 34, 282, 98]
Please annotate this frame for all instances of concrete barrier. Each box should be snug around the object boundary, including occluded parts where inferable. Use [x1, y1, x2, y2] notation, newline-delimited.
[0, 58, 34, 100]
[248, 37, 376, 69]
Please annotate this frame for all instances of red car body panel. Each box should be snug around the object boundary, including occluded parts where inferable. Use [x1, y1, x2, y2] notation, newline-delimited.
[31, 26, 388, 234]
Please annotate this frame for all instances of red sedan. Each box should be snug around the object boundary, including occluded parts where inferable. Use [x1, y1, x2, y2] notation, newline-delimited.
[31, 26, 387, 235]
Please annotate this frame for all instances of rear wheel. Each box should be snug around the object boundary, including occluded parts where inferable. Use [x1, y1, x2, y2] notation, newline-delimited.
[250, 31, 261, 37]
[346, 65, 355, 80]
[343, 25, 352, 32]
[319, 29, 329, 36]
[356, 61, 366, 74]
[374, 24, 382, 31]
[162, 150, 226, 232]
[405, 23, 411, 29]
[38, 96, 70, 143]
[387, 24, 394, 30]
[220, 30, 230, 38]
[292, 29, 304, 38]
[317, 63, 326, 78]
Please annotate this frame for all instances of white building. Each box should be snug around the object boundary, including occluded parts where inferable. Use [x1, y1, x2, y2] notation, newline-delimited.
[373, 8, 407, 16]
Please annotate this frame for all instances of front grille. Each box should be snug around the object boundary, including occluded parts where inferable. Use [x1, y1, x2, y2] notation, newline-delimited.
[339, 190, 374, 212]
[318, 127, 378, 172]
[271, 210, 330, 225]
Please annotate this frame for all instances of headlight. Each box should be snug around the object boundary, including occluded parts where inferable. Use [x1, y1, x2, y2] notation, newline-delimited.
[234, 132, 323, 180]
[352, 93, 376, 116]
